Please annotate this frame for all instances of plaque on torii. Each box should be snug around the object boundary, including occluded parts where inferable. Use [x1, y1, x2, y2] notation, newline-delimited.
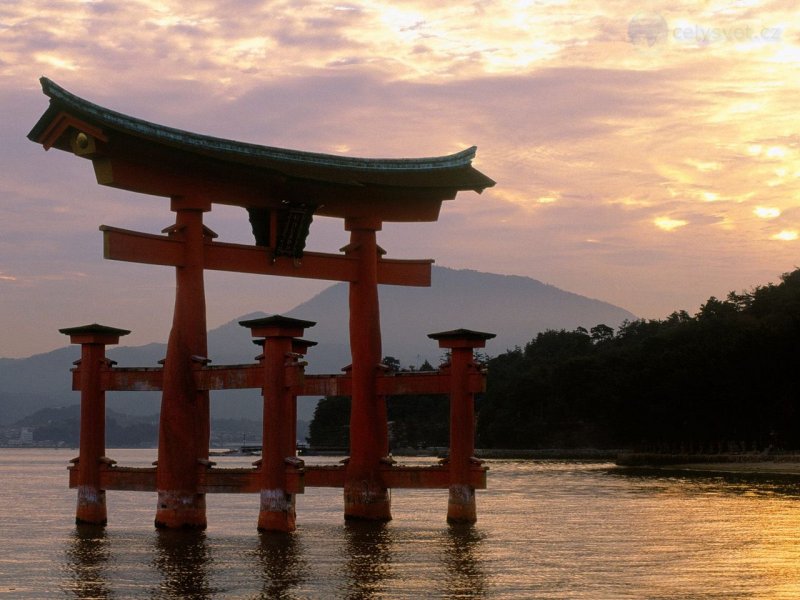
[29, 78, 495, 531]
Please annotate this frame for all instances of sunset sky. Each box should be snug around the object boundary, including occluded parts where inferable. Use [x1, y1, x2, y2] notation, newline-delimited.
[1, 0, 798, 358]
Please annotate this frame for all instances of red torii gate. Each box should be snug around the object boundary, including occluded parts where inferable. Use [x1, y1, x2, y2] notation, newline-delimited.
[28, 78, 495, 531]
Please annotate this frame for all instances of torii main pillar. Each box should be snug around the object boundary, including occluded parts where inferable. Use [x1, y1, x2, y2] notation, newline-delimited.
[155, 197, 213, 529]
[344, 217, 391, 519]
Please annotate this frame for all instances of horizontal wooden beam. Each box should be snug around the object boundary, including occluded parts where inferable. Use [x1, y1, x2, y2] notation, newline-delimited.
[73, 365, 485, 395]
[204, 240, 358, 282]
[69, 464, 486, 492]
[103, 368, 163, 391]
[376, 257, 433, 287]
[198, 466, 304, 494]
[89, 154, 460, 222]
[301, 464, 488, 490]
[71, 465, 303, 494]
[102, 225, 184, 267]
[302, 374, 350, 396]
[100, 225, 431, 285]
[194, 364, 262, 391]
[303, 372, 484, 396]
[303, 465, 347, 488]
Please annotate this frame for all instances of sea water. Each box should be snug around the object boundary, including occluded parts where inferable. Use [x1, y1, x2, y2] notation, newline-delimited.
[2, 449, 800, 598]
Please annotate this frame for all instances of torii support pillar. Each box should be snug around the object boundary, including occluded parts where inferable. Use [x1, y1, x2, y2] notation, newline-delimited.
[253, 337, 318, 469]
[155, 197, 214, 529]
[289, 338, 317, 462]
[343, 217, 391, 521]
[241, 315, 315, 532]
[60, 324, 131, 525]
[429, 329, 496, 524]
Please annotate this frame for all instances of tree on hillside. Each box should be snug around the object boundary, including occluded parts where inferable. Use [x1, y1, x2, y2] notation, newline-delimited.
[310, 269, 800, 452]
[307, 357, 450, 449]
[477, 268, 800, 451]
[307, 396, 349, 447]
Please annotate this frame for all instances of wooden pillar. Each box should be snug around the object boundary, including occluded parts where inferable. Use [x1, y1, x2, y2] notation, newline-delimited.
[343, 217, 391, 520]
[241, 316, 314, 532]
[155, 197, 214, 529]
[289, 338, 316, 458]
[254, 337, 311, 460]
[60, 324, 130, 525]
[429, 329, 495, 524]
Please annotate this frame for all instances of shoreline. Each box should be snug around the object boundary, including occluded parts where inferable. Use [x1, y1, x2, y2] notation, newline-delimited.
[612, 462, 800, 477]
[474, 448, 621, 460]
[615, 452, 800, 477]
[8, 446, 800, 477]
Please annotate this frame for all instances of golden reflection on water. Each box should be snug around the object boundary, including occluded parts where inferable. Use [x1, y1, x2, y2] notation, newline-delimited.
[64, 526, 112, 600]
[151, 529, 216, 598]
[251, 531, 309, 599]
[602, 471, 800, 599]
[441, 524, 487, 598]
[343, 521, 393, 598]
[725, 492, 800, 600]
[62, 518, 492, 599]
[9, 452, 800, 598]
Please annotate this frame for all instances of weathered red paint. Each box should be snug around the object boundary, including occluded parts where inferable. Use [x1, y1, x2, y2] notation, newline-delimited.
[343, 217, 391, 520]
[69, 465, 307, 494]
[101, 225, 432, 286]
[241, 316, 314, 532]
[155, 198, 212, 529]
[79, 367, 486, 396]
[63, 321, 493, 529]
[68, 462, 485, 493]
[430, 330, 495, 524]
[61, 325, 129, 525]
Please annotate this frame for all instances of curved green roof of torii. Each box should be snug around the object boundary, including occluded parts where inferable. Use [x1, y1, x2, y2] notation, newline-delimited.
[27, 78, 495, 217]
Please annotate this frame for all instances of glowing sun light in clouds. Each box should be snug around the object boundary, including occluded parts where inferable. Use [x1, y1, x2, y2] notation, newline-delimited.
[654, 217, 688, 232]
[771, 230, 798, 241]
[754, 206, 781, 219]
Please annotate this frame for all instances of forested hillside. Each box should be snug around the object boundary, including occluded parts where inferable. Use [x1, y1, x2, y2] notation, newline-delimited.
[309, 269, 800, 451]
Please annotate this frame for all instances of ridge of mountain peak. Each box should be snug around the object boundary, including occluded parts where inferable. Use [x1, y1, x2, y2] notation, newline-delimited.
[0, 266, 634, 424]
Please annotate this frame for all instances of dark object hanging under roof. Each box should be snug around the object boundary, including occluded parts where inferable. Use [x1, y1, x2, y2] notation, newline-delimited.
[247, 202, 315, 258]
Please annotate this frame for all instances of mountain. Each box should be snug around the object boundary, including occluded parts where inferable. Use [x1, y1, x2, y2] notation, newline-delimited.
[0, 266, 635, 424]
[288, 267, 634, 371]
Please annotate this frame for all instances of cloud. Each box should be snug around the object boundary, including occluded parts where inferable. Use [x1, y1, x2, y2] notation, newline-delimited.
[771, 230, 798, 241]
[2, 0, 800, 357]
[654, 216, 689, 231]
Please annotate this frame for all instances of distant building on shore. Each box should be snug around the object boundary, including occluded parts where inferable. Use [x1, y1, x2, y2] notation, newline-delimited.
[7, 427, 34, 446]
